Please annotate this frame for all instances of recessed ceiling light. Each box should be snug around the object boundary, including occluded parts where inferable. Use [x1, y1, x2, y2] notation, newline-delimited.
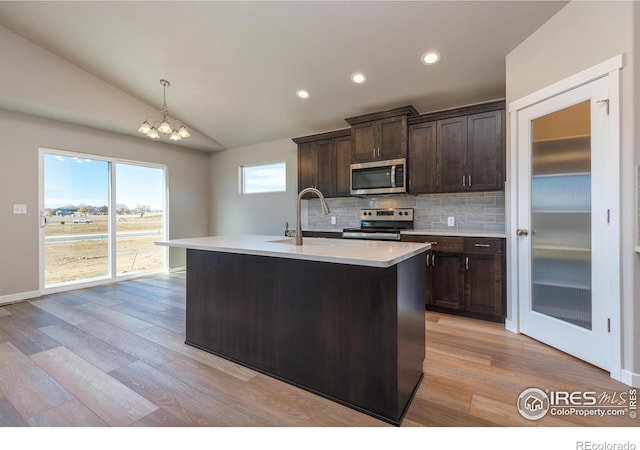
[296, 89, 310, 99]
[421, 50, 441, 65]
[351, 72, 367, 84]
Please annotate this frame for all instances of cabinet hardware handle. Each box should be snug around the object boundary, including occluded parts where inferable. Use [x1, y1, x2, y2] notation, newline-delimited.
[474, 243, 491, 248]
[462, 175, 466, 187]
[426, 254, 430, 267]
[465, 256, 469, 270]
[468, 174, 472, 186]
[432, 254, 435, 266]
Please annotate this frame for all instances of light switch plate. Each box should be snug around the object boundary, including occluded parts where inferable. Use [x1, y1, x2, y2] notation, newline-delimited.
[447, 216, 455, 227]
[13, 204, 27, 214]
[331, 216, 337, 225]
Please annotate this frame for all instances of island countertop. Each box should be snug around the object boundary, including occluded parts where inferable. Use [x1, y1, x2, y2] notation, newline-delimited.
[157, 235, 430, 268]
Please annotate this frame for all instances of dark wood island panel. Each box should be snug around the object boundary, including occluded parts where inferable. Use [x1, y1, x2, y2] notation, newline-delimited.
[185, 249, 425, 425]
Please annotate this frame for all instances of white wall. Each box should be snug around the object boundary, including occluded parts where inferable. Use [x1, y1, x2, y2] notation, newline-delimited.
[210, 138, 298, 236]
[0, 109, 211, 297]
[506, 1, 638, 376]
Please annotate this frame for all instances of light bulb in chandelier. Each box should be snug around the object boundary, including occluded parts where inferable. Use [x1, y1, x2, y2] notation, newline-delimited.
[139, 79, 190, 140]
[158, 120, 172, 134]
[178, 126, 190, 138]
[147, 127, 160, 139]
[138, 121, 151, 134]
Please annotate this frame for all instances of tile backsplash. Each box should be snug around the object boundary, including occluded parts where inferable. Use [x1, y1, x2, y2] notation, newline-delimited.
[306, 191, 505, 233]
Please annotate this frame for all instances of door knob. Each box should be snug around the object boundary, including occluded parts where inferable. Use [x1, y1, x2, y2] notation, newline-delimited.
[516, 229, 529, 236]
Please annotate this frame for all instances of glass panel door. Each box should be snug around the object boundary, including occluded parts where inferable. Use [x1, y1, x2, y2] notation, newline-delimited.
[115, 163, 166, 276]
[516, 76, 610, 371]
[43, 153, 110, 286]
[530, 101, 592, 329]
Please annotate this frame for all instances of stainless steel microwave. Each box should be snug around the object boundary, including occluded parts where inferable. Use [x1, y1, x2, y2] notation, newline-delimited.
[350, 158, 406, 195]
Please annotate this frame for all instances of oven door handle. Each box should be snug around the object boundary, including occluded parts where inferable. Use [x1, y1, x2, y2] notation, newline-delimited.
[390, 164, 396, 188]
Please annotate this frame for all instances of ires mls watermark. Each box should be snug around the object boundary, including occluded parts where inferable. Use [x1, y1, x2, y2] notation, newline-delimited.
[517, 387, 637, 421]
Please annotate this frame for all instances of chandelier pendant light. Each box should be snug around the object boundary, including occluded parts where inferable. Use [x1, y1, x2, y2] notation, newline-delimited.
[138, 79, 190, 141]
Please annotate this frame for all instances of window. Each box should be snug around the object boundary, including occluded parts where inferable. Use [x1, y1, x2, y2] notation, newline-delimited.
[240, 162, 286, 194]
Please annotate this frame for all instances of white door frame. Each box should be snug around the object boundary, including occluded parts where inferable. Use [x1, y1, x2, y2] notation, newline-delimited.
[506, 54, 622, 381]
[38, 147, 169, 294]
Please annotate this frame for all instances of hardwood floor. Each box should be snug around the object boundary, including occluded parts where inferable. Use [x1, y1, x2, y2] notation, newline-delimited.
[0, 273, 636, 427]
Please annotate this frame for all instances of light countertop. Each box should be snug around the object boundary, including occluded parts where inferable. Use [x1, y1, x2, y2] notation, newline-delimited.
[157, 235, 430, 268]
[303, 228, 507, 239]
[401, 229, 507, 238]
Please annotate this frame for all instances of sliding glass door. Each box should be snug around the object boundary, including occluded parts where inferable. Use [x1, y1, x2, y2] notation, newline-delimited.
[115, 163, 166, 276]
[40, 149, 167, 289]
[42, 153, 111, 286]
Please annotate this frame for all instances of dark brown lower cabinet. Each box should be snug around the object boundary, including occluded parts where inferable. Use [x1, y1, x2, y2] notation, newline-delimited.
[403, 235, 505, 322]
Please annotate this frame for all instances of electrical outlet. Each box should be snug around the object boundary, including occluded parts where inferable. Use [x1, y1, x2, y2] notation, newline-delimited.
[13, 204, 27, 214]
[447, 216, 455, 227]
[331, 216, 337, 225]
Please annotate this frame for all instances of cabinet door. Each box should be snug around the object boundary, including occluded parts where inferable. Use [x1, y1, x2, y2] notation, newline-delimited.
[351, 122, 376, 163]
[431, 252, 464, 310]
[298, 142, 318, 192]
[466, 110, 504, 191]
[316, 139, 336, 197]
[334, 135, 352, 197]
[464, 252, 503, 317]
[378, 116, 407, 160]
[437, 117, 467, 192]
[408, 121, 437, 193]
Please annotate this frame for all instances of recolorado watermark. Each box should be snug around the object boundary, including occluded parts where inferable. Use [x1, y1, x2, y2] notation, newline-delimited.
[576, 442, 636, 450]
[517, 387, 637, 421]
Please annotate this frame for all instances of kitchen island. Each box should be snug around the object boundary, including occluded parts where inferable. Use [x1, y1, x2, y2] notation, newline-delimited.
[157, 235, 430, 425]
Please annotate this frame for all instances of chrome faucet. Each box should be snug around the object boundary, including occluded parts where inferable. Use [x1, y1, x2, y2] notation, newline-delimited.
[296, 187, 330, 245]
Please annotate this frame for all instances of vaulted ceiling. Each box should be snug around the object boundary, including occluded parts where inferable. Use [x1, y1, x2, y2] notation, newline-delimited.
[0, 1, 567, 152]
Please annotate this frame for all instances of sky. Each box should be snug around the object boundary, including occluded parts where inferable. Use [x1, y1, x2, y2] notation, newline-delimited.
[44, 153, 165, 210]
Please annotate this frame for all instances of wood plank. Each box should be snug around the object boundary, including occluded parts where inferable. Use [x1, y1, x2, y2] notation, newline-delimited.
[44, 292, 87, 307]
[0, 314, 62, 355]
[109, 360, 259, 426]
[27, 399, 107, 427]
[73, 303, 153, 332]
[135, 326, 257, 382]
[404, 396, 495, 427]
[30, 298, 92, 326]
[0, 397, 28, 426]
[39, 323, 136, 372]
[30, 346, 157, 426]
[66, 288, 124, 307]
[110, 303, 184, 334]
[161, 356, 385, 426]
[0, 342, 72, 419]
[2, 301, 66, 328]
[77, 319, 180, 367]
[129, 408, 191, 427]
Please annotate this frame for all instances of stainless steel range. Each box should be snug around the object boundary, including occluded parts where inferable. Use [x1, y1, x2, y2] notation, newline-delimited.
[342, 208, 414, 241]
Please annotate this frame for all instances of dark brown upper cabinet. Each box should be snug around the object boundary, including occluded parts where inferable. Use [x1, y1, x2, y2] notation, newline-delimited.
[408, 101, 505, 194]
[346, 106, 418, 163]
[293, 129, 352, 198]
[407, 121, 437, 194]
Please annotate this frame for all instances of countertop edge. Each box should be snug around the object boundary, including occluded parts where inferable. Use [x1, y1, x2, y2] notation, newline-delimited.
[157, 237, 430, 268]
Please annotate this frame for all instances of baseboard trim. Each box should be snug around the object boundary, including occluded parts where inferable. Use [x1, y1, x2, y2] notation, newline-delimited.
[0, 290, 42, 306]
[169, 266, 186, 273]
[620, 370, 640, 388]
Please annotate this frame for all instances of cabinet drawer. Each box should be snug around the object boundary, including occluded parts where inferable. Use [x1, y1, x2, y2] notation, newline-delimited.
[463, 238, 503, 254]
[403, 235, 463, 252]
